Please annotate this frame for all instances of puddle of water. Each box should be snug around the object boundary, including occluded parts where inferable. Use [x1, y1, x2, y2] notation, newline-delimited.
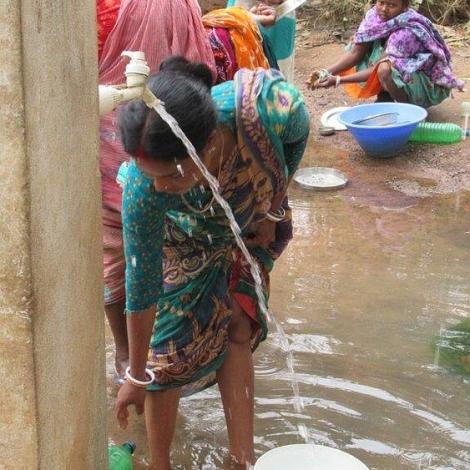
[107, 140, 470, 469]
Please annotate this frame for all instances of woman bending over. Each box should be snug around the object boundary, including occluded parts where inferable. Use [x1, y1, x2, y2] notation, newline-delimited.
[114, 57, 309, 469]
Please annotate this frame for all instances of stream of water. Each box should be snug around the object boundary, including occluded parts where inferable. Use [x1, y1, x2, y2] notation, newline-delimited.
[107, 103, 470, 468]
[149, 102, 305, 422]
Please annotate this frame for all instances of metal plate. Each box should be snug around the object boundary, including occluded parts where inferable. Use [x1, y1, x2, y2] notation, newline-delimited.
[320, 106, 350, 131]
[294, 167, 348, 191]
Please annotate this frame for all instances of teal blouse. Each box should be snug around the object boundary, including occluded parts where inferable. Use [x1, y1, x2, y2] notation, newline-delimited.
[122, 77, 309, 313]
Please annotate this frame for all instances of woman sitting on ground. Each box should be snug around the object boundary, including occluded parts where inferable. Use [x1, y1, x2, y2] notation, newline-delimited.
[114, 56, 309, 469]
[307, 0, 464, 108]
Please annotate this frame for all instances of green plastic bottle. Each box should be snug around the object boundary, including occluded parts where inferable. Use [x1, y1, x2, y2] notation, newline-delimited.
[108, 441, 136, 470]
[409, 122, 469, 144]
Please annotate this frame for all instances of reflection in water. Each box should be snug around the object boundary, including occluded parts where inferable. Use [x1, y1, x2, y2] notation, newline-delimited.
[107, 141, 470, 469]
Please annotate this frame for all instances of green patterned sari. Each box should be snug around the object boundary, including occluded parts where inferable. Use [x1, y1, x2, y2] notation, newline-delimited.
[122, 68, 309, 394]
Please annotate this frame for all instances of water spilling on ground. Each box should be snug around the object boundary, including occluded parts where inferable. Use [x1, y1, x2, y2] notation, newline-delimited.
[107, 137, 470, 468]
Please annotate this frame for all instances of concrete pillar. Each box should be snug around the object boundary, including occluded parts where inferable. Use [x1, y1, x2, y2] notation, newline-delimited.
[0, 1, 106, 468]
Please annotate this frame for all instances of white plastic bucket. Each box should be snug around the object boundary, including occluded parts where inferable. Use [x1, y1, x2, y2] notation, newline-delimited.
[254, 444, 369, 470]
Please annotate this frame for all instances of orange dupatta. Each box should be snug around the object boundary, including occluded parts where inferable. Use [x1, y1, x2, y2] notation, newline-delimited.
[340, 63, 383, 99]
[203, 7, 269, 70]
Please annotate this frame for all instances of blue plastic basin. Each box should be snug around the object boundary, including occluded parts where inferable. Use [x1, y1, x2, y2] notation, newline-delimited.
[339, 103, 427, 158]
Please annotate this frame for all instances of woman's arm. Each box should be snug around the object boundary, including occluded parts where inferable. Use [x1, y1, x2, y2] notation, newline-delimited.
[114, 161, 168, 428]
[307, 42, 371, 88]
[246, 95, 309, 250]
[326, 42, 371, 75]
[315, 65, 375, 88]
[126, 308, 155, 380]
[250, 4, 277, 27]
[339, 67, 375, 83]
[267, 99, 310, 210]
[115, 307, 154, 429]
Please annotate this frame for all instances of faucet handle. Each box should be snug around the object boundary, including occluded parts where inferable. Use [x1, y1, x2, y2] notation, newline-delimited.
[121, 51, 150, 87]
[121, 51, 146, 62]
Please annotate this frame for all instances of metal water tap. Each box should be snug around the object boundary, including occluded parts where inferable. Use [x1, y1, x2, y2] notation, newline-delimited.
[98, 51, 151, 116]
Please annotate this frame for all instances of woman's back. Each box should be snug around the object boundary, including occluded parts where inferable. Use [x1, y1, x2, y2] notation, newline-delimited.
[99, 0, 217, 307]
[99, 0, 216, 221]
[99, 0, 215, 85]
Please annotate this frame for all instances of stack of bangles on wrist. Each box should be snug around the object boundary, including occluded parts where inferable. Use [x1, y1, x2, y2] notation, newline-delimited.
[318, 69, 331, 81]
[125, 366, 155, 388]
[266, 206, 286, 222]
[318, 69, 341, 88]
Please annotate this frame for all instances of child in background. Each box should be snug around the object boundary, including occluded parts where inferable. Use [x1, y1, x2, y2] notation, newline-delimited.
[227, 0, 298, 81]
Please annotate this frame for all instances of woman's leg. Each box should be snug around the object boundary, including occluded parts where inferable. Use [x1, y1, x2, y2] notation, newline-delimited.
[217, 298, 255, 467]
[105, 300, 129, 377]
[377, 61, 408, 103]
[145, 388, 181, 470]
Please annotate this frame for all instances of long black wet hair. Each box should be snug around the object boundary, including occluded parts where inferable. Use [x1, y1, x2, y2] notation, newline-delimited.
[119, 56, 217, 162]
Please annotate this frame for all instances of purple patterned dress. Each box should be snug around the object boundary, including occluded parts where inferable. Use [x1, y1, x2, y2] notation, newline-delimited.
[353, 7, 464, 107]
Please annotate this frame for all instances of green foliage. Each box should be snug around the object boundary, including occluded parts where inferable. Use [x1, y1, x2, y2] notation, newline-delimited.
[433, 319, 470, 376]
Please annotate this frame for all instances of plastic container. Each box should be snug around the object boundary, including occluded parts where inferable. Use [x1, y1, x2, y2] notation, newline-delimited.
[409, 122, 467, 144]
[254, 444, 369, 470]
[339, 103, 427, 158]
[108, 441, 136, 470]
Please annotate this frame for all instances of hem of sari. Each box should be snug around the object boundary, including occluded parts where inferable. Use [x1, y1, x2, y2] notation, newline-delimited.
[104, 290, 126, 306]
[124, 304, 157, 315]
[391, 68, 450, 108]
[145, 351, 227, 393]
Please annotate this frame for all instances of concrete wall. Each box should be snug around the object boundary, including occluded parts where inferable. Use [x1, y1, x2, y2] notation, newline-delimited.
[0, 1, 38, 467]
[0, 1, 106, 468]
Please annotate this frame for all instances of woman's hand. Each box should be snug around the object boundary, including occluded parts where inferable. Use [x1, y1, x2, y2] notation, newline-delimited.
[306, 70, 320, 89]
[306, 70, 335, 89]
[114, 381, 146, 429]
[314, 75, 338, 89]
[245, 219, 277, 249]
[250, 4, 277, 26]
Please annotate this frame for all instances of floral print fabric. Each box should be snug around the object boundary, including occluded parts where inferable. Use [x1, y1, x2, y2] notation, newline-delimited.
[121, 69, 309, 393]
[354, 7, 464, 90]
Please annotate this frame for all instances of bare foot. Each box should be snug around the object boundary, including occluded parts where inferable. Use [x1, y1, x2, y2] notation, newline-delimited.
[114, 351, 129, 385]
[224, 453, 255, 469]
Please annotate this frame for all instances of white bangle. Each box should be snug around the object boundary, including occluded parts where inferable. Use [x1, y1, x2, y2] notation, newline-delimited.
[266, 212, 283, 222]
[335, 75, 341, 88]
[318, 69, 331, 81]
[125, 366, 155, 388]
[266, 206, 286, 222]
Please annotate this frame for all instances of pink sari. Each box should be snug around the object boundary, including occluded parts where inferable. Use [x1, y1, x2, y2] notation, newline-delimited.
[99, 0, 216, 304]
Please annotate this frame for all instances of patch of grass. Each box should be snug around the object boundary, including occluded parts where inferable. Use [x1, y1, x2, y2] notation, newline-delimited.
[433, 319, 470, 376]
